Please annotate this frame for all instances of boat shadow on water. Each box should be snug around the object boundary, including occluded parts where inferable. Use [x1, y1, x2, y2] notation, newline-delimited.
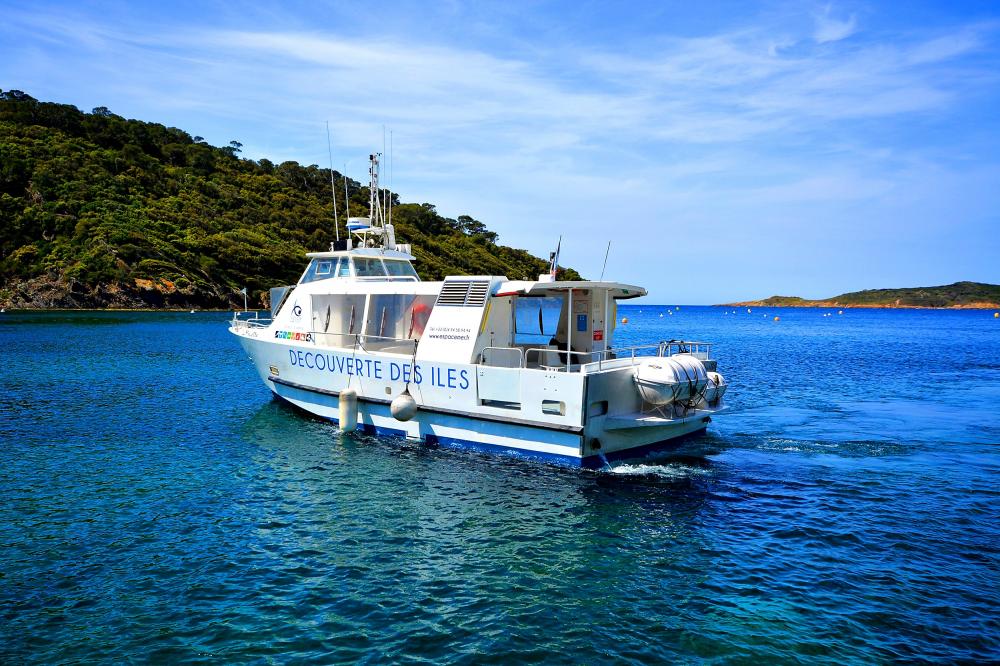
[244, 396, 724, 497]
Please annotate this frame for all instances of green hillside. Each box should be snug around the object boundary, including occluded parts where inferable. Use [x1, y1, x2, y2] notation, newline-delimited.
[730, 281, 1000, 308]
[0, 90, 579, 309]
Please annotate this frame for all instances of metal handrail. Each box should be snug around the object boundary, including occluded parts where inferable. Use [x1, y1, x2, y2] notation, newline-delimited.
[309, 331, 418, 354]
[353, 275, 420, 282]
[479, 346, 524, 368]
[231, 312, 273, 329]
[477, 340, 712, 372]
[524, 347, 601, 369]
[235, 319, 420, 355]
[357, 334, 418, 354]
[234, 317, 711, 372]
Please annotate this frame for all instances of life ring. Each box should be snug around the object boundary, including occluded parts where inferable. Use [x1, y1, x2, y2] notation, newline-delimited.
[409, 301, 432, 338]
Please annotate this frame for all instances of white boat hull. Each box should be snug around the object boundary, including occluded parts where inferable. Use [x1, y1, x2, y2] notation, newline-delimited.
[235, 332, 719, 469]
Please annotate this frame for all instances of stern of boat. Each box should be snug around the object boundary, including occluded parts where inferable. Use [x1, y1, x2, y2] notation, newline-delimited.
[579, 342, 727, 465]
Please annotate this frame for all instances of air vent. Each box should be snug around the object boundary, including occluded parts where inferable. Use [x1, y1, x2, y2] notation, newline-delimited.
[466, 281, 490, 306]
[438, 281, 471, 306]
[437, 279, 491, 307]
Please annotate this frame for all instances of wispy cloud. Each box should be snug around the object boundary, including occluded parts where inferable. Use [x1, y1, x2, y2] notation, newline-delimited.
[814, 5, 858, 44]
[1, 3, 998, 299]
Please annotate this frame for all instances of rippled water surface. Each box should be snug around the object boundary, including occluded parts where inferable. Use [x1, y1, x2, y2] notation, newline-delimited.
[2, 307, 999, 663]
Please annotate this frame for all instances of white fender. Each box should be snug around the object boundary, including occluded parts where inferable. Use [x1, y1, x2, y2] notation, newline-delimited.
[390, 390, 418, 421]
[339, 388, 358, 431]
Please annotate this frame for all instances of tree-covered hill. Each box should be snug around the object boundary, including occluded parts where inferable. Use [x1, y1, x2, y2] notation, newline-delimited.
[728, 281, 1000, 308]
[0, 90, 579, 309]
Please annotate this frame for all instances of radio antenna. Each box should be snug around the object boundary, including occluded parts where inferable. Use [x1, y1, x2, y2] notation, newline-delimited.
[382, 126, 388, 229]
[389, 130, 393, 228]
[326, 121, 339, 242]
[343, 162, 350, 232]
[599, 240, 611, 281]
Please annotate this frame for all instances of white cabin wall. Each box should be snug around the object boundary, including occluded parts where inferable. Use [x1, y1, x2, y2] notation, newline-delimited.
[476, 296, 514, 355]
[416, 277, 504, 363]
[549, 288, 608, 359]
[568, 289, 593, 355]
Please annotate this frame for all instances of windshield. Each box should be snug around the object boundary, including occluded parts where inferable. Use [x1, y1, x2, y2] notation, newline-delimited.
[300, 258, 339, 284]
[384, 260, 418, 278]
[354, 257, 387, 277]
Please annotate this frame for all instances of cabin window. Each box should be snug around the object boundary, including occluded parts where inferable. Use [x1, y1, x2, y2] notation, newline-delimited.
[542, 400, 566, 416]
[311, 294, 367, 345]
[354, 257, 388, 277]
[408, 296, 435, 340]
[299, 257, 348, 284]
[363, 294, 436, 343]
[384, 260, 418, 278]
[513, 296, 564, 346]
[480, 399, 521, 410]
[337, 258, 352, 278]
[365, 294, 410, 340]
[300, 258, 343, 284]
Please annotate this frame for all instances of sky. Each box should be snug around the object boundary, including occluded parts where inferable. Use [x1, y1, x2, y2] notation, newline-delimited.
[2, 1, 998, 303]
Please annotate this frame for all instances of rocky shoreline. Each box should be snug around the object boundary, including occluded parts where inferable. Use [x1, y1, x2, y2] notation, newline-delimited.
[0, 275, 252, 310]
[723, 300, 1000, 309]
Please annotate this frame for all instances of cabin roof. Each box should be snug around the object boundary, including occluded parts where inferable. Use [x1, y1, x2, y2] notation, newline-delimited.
[495, 280, 646, 300]
[305, 248, 416, 260]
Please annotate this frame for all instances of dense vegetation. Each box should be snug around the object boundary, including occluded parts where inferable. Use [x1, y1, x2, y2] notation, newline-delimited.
[730, 281, 1000, 308]
[0, 90, 579, 308]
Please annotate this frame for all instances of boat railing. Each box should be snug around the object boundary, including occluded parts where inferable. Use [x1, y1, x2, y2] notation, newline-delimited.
[353, 276, 421, 282]
[232, 317, 420, 354]
[231, 311, 273, 330]
[479, 340, 712, 372]
[522, 347, 602, 369]
[656, 340, 712, 360]
[479, 346, 524, 368]
[356, 334, 418, 354]
[304, 330, 419, 355]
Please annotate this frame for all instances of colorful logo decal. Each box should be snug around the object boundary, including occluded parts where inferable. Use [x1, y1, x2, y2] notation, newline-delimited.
[274, 330, 313, 342]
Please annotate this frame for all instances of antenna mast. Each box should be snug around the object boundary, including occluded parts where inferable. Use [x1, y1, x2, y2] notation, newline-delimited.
[382, 126, 388, 232]
[389, 130, 393, 228]
[326, 121, 339, 242]
[367, 152, 392, 248]
[549, 236, 562, 279]
[343, 163, 350, 222]
[368, 153, 383, 228]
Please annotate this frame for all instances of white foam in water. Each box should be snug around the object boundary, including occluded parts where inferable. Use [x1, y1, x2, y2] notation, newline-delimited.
[605, 462, 709, 478]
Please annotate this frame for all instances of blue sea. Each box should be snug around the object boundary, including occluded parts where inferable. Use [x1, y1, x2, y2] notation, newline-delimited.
[2, 306, 999, 663]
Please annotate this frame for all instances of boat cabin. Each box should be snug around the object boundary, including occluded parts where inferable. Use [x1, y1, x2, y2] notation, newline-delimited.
[272, 250, 644, 372]
[299, 249, 419, 283]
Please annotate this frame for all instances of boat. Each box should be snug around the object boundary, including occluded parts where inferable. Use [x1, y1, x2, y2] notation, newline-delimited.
[230, 153, 727, 468]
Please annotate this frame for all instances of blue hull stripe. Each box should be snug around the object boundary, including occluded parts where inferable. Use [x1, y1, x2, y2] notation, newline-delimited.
[272, 392, 705, 469]
[270, 375, 583, 434]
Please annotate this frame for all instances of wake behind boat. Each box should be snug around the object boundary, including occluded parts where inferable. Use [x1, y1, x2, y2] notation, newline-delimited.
[230, 154, 727, 468]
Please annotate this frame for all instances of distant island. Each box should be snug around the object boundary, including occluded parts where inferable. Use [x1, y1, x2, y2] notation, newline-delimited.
[727, 281, 1000, 309]
[0, 90, 580, 310]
